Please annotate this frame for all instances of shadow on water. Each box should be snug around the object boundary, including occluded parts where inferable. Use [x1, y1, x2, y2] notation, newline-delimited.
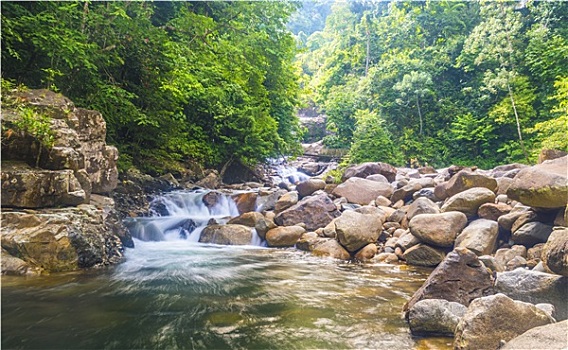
[2, 240, 453, 350]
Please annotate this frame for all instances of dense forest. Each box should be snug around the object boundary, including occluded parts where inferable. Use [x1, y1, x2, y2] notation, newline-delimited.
[296, 0, 567, 168]
[2, 1, 567, 175]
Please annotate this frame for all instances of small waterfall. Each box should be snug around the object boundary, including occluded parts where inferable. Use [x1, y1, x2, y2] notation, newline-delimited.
[269, 158, 309, 186]
[124, 190, 262, 245]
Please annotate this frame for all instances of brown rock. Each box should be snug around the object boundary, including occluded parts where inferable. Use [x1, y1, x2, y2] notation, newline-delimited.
[274, 193, 340, 231]
[454, 293, 555, 350]
[407, 197, 440, 220]
[342, 162, 397, 182]
[512, 222, 554, 247]
[441, 187, 496, 218]
[312, 238, 351, 260]
[199, 224, 253, 245]
[232, 192, 258, 215]
[227, 212, 273, 239]
[265, 226, 306, 247]
[436, 170, 498, 201]
[455, 219, 499, 256]
[501, 320, 568, 350]
[403, 244, 446, 267]
[335, 210, 383, 252]
[494, 245, 527, 268]
[477, 202, 512, 221]
[354, 243, 378, 260]
[403, 247, 494, 317]
[542, 228, 568, 276]
[296, 178, 326, 198]
[409, 212, 468, 247]
[274, 191, 298, 213]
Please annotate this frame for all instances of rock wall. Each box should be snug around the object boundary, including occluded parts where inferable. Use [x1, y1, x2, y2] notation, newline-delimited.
[1, 89, 128, 275]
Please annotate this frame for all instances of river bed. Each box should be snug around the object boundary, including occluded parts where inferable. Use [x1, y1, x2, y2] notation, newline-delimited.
[2, 240, 452, 349]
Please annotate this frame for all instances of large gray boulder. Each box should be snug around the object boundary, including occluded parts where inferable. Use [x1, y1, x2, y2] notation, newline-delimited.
[507, 156, 568, 208]
[406, 197, 440, 220]
[501, 320, 568, 350]
[274, 193, 340, 231]
[332, 177, 394, 205]
[495, 268, 568, 320]
[409, 212, 468, 247]
[403, 247, 494, 316]
[441, 187, 496, 218]
[408, 299, 467, 336]
[199, 224, 253, 245]
[512, 221, 554, 247]
[542, 228, 568, 277]
[455, 219, 499, 256]
[454, 293, 555, 350]
[334, 210, 383, 252]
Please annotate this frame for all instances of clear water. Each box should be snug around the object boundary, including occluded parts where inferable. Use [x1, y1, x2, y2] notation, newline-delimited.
[1, 240, 453, 350]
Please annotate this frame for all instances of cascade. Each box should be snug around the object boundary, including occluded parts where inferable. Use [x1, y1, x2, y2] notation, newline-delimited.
[124, 189, 263, 245]
[268, 158, 309, 185]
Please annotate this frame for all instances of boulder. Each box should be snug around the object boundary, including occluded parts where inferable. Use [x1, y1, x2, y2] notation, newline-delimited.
[495, 268, 568, 320]
[512, 222, 554, 247]
[496, 177, 514, 195]
[403, 247, 494, 317]
[232, 192, 258, 215]
[396, 232, 421, 251]
[332, 177, 394, 205]
[436, 170, 498, 200]
[391, 182, 422, 204]
[365, 174, 388, 183]
[412, 187, 439, 202]
[311, 238, 351, 260]
[274, 191, 298, 213]
[441, 187, 496, 218]
[1, 249, 41, 276]
[265, 226, 306, 247]
[498, 206, 532, 232]
[408, 299, 467, 336]
[227, 212, 273, 239]
[479, 255, 504, 273]
[334, 210, 383, 252]
[477, 202, 512, 221]
[542, 228, 568, 277]
[342, 162, 397, 182]
[455, 219, 499, 256]
[501, 320, 568, 350]
[409, 212, 468, 247]
[403, 244, 446, 267]
[256, 189, 286, 212]
[507, 156, 568, 208]
[1, 206, 124, 273]
[453, 293, 555, 350]
[274, 193, 341, 231]
[494, 245, 527, 268]
[1, 162, 87, 208]
[199, 224, 253, 245]
[296, 179, 326, 198]
[354, 243, 378, 260]
[406, 197, 440, 220]
[296, 232, 322, 251]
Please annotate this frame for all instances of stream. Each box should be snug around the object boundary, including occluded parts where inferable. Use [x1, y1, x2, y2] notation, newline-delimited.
[2, 188, 453, 350]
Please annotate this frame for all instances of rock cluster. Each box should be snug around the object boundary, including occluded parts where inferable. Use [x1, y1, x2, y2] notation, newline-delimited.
[1, 89, 129, 275]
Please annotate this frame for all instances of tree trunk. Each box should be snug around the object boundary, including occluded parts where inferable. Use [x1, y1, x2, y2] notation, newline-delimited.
[365, 29, 370, 77]
[507, 83, 529, 163]
[416, 95, 423, 136]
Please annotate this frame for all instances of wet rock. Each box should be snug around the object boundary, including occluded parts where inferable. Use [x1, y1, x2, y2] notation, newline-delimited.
[1, 206, 124, 272]
[453, 293, 555, 350]
[494, 268, 568, 320]
[228, 212, 273, 239]
[232, 192, 258, 215]
[507, 156, 568, 208]
[354, 243, 378, 260]
[455, 219, 499, 256]
[374, 252, 399, 263]
[409, 212, 468, 248]
[403, 244, 446, 267]
[311, 238, 351, 260]
[441, 187, 496, 218]
[332, 177, 394, 205]
[256, 189, 286, 212]
[335, 210, 383, 252]
[408, 299, 467, 336]
[512, 222, 554, 247]
[501, 320, 568, 350]
[199, 224, 253, 245]
[342, 162, 397, 182]
[296, 232, 322, 251]
[274, 193, 341, 231]
[296, 179, 326, 198]
[265, 226, 306, 247]
[542, 228, 568, 277]
[1, 249, 42, 276]
[403, 247, 494, 317]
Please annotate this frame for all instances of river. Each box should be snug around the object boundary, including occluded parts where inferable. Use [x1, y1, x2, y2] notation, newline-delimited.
[2, 240, 452, 349]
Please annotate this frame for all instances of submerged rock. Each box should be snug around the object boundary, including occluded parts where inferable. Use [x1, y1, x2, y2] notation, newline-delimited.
[408, 299, 467, 336]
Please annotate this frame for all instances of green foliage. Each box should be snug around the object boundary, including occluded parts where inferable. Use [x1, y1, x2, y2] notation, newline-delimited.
[2, 1, 301, 174]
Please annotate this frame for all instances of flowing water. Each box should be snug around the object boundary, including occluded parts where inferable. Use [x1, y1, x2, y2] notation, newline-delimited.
[2, 190, 453, 350]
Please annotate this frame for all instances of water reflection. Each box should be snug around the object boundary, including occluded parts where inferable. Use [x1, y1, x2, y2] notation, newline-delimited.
[2, 241, 452, 349]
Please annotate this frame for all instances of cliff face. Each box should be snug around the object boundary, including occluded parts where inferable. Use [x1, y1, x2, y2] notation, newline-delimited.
[1, 89, 131, 275]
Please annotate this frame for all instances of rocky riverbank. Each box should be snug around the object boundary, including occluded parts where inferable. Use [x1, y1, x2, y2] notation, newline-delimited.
[2, 89, 567, 349]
